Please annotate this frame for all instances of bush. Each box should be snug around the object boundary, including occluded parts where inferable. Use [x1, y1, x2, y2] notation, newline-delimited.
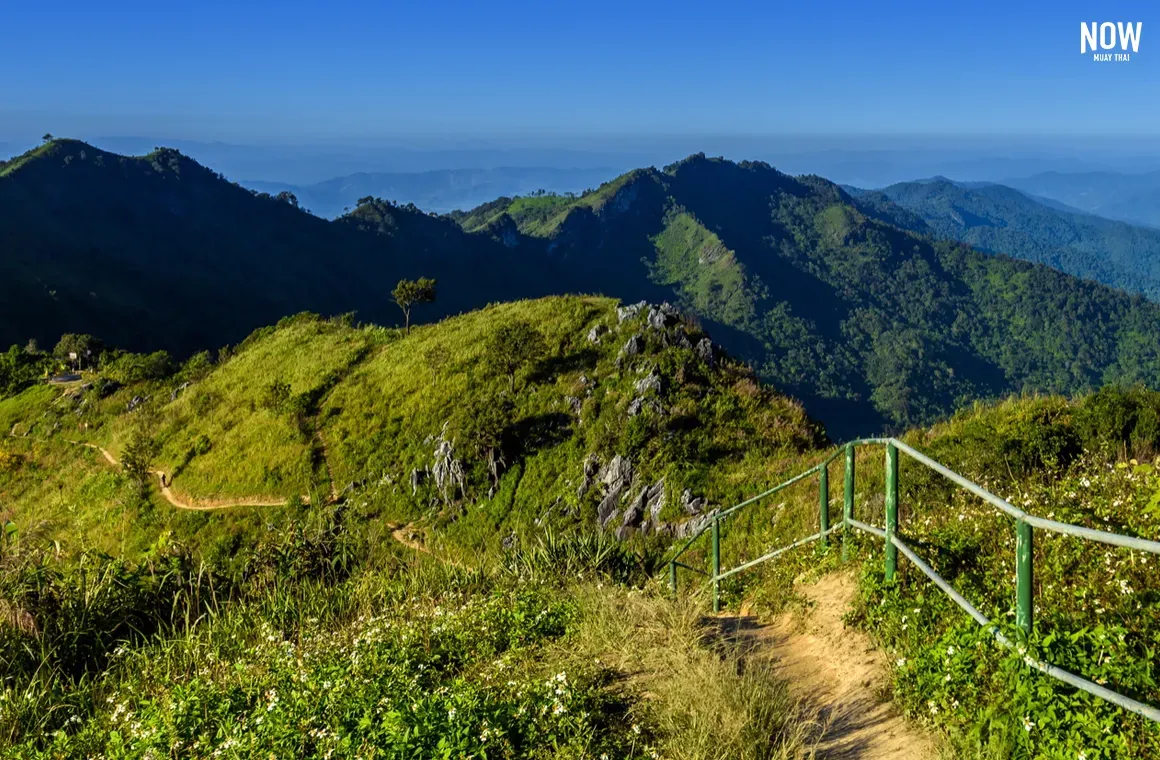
[1073, 386, 1160, 458]
[101, 350, 175, 383]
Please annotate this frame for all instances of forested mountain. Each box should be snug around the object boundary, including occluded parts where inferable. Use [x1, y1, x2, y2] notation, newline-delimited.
[244, 166, 618, 218]
[1005, 170, 1160, 229]
[852, 178, 1160, 300]
[456, 155, 1160, 435]
[0, 139, 553, 355]
[9, 142, 1160, 437]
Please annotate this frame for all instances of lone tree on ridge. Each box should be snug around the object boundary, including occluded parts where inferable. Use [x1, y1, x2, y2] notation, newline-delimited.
[392, 277, 437, 334]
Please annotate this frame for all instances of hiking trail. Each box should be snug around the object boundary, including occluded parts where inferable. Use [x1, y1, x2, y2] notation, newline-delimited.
[721, 573, 939, 760]
[75, 442, 292, 510]
[66, 439, 459, 564]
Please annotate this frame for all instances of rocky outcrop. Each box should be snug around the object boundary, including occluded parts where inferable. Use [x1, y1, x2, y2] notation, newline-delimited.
[410, 468, 428, 495]
[619, 334, 644, 359]
[596, 455, 634, 529]
[646, 303, 681, 331]
[695, 337, 717, 368]
[579, 453, 712, 541]
[679, 488, 706, 516]
[587, 324, 609, 344]
[617, 301, 647, 323]
[430, 423, 465, 504]
[621, 479, 666, 533]
[634, 370, 662, 396]
[672, 508, 721, 539]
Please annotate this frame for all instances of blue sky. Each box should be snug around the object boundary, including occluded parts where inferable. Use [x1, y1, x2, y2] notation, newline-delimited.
[0, 0, 1155, 142]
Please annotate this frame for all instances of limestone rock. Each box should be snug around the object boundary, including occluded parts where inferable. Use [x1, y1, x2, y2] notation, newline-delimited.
[680, 488, 706, 516]
[620, 334, 644, 359]
[587, 324, 609, 344]
[695, 338, 716, 368]
[617, 301, 647, 323]
[634, 370, 662, 396]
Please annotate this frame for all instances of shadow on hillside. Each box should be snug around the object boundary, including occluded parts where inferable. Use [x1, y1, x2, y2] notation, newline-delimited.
[509, 413, 573, 459]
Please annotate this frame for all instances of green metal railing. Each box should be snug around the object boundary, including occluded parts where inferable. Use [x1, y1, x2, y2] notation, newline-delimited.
[667, 437, 1160, 723]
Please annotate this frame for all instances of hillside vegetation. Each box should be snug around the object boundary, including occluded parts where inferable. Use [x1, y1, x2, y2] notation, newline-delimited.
[12, 140, 1160, 438]
[459, 154, 1160, 436]
[0, 139, 551, 356]
[0, 296, 834, 758]
[5, 297, 1160, 756]
[855, 178, 1160, 300]
[1, 296, 823, 559]
[669, 387, 1160, 758]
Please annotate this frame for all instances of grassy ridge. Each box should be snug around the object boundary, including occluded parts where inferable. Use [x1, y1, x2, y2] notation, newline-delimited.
[0, 296, 824, 559]
[8, 293, 1160, 756]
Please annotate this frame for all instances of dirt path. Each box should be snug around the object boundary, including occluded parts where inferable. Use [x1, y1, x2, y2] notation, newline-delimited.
[723, 573, 939, 760]
[75, 442, 297, 511]
[71, 442, 461, 568]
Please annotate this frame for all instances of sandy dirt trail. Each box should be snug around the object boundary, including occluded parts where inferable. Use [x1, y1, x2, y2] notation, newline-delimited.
[718, 573, 940, 760]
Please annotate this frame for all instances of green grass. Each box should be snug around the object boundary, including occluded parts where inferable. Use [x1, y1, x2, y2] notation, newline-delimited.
[649, 208, 757, 327]
[122, 316, 375, 501]
[674, 390, 1160, 759]
[1, 517, 811, 758]
[9, 293, 1160, 756]
[0, 296, 823, 562]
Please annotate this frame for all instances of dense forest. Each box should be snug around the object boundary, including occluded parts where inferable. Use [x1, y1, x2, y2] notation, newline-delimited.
[854, 178, 1160, 300]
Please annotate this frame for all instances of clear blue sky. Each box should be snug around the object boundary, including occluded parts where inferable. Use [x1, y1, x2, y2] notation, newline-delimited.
[0, 0, 1155, 142]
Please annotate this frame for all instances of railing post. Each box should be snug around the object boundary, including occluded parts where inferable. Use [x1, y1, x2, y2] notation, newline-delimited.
[1016, 519, 1033, 635]
[843, 443, 855, 562]
[819, 464, 829, 548]
[885, 442, 898, 581]
[669, 559, 677, 597]
[711, 517, 721, 613]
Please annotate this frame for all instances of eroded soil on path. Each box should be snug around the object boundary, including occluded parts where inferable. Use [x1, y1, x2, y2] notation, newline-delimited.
[717, 573, 940, 760]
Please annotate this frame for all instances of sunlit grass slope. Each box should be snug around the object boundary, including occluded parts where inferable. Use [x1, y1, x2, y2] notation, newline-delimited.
[126, 316, 375, 501]
[0, 296, 825, 559]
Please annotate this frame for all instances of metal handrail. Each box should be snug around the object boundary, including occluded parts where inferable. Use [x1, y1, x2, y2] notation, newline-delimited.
[666, 437, 1160, 723]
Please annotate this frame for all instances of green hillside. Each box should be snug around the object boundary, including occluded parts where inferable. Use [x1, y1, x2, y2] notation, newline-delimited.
[13, 141, 1160, 440]
[1, 296, 823, 558]
[460, 155, 1160, 436]
[856, 178, 1160, 300]
[5, 297, 1160, 757]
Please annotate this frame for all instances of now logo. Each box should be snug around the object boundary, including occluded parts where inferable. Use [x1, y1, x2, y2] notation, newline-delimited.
[1080, 22, 1143, 54]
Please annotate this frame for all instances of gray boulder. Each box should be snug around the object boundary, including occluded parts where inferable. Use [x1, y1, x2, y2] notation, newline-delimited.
[695, 338, 716, 368]
[620, 334, 644, 359]
[617, 301, 648, 323]
[634, 370, 662, 396]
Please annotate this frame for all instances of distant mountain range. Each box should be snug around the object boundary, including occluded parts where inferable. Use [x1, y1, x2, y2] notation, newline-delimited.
[850, 178, 1160, 300]
[1004, 170, 1160, 229]
[243, 167, 619, 218]
[8, 141, 1160, 437]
